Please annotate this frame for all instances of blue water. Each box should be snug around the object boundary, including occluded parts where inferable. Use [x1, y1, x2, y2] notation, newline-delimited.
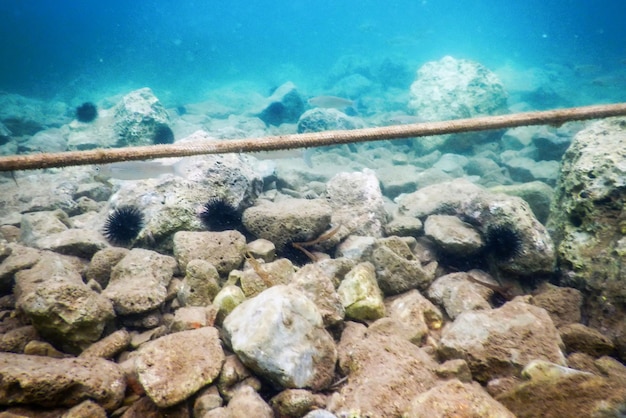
[1, 0, 625, 106]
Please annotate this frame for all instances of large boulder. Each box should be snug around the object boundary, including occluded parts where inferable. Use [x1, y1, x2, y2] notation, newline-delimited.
[408, 56, 508, 152]
[257, 81, 305, 126]
[113, 87, 170, 146]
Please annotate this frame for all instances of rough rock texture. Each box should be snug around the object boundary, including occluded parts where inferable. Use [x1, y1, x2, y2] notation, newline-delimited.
[530, 283, 583, 328]
[439, 297, 566, 382]
[242, 199, 332, 252]
[0, 244, 41, 294]
[35, 228, 108, 259]
[297, 108, 362, 134]
[559, 323, 615, 357]
[428, 271, 494, 319]
[408, 55, 508, 152]
[0, 352, 125, 412]
[107, 151, 262, 253]
[424, 214, 484, 256]
[134, 327, 225, 408]
[397, 178, 555, 279]
[85, 247, 129, 289]
[337, 262, 385, 321]
[14, 253, 115, 351]
[113, 87, 170, 146]
[178, 259, 221, 306]
[325, 169, 388, 237]
[385, 289, 443, 342]
[497, 359, 626, 418]
[223, 285, 337, 390]
[102, 248, 176, 315]
[402, 379, 516, 417]
[328, 321, 439, 417]
[547, 117, 626, 355]
[173, 230, 246, 275]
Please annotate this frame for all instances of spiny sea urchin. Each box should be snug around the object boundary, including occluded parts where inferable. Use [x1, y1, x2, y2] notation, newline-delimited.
[198, 198, 241, 231]
[76, 102, 98, 123]
[103, 206, 144, 246]
[484, 224, 524, 261]
[153, 123, 175, 145]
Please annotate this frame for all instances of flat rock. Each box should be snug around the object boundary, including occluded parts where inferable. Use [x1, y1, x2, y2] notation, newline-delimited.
[0, 352, 125, 412]
[134, 327, 225, 408]
[223, 285, 337, 390]
[35, 228, 108, 259]
[423, 214, 483, 256]
[102, 248, 176, 315]
[173, 230, 246, 275]
[428, 271, 493, 319]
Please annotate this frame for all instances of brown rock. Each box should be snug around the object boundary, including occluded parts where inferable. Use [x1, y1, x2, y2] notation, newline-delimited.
[270, 389, 326, 418]
[85, 247, 129, 289]
[531, 283, 583, 327]
[79, 329, 131, 359]
[62, 399, 107, 418]
[559, 323, 614, 357]
[173, 230, 246, 275]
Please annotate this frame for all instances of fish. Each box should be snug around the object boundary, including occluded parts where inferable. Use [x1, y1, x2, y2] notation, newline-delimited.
[95, 160, 186, 181]
[307, 96, 354, 109]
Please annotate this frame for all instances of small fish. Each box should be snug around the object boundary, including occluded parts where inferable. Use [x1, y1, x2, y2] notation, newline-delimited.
[308, 96, 354, 109]
[95, 160, 186, 181]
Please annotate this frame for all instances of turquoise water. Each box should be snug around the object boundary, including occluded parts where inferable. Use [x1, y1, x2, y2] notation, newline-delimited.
[1, 1, 625, 106]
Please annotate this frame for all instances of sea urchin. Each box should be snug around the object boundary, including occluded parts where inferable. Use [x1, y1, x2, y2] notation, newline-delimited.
[76, 102, 98, 123]
[103, 206, 144, 246]
[198, 198, 241, 231]
[484, 224, 524, 261]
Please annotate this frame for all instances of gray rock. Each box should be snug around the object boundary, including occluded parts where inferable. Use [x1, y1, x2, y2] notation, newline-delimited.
[0, 244, 41, 294]
[113, 87, 170, 146]
[246, 238, 276, 261]
[502, 156, 560, 185]
[62, 399, 108, 418]
[14, 253, 115, 351]
[134, 327, 225, 407]
[173, 230, 246, 275]
[376, 165, 419, 198]
[0, 352, 125, 412]
[424, 214, 484, 256]
[297, 108, 362, 134]
[239, 257, 295, 297]
[408, 56, 508, 152]
[223, 285, 337, 390]
[19, 210, 69, 247]
[0, 92, 68, 136]
[489, 181, 553, 225]
[403, 379, 515, 417]
[428, 272, 494, 319]
[67, 108, 118, 150]
[397, 178, 555, 278]
[225, 385, 274, 418]
[102, 248, 176, 315]
[242, 199, 332, 252]
[19, 127, 68, 154]
[290, 263, 345, 326]
[326, 169, 387, 237]
[178, 259, 221, 306]
[385, 289, 443, 344]
[35, 228, 109, 259]
[384, 215, 423, 237]
[439, 297, 566, 382]
[257, 81, 305, 126]
[328, 321, 438, 417]
[364, 236, 437, 295]
[85, 247, 129, 289]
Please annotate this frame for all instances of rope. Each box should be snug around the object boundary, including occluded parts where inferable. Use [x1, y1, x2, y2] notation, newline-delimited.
[1, 103, 625, 172]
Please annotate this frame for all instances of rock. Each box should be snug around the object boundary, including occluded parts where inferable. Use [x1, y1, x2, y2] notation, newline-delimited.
[0, 352, 125, 412]
[62, 399, 108, 418]
[239, 257, 295, 297]
[23, 340, 67, 358]
[326, 169, 387, 237]
[385, 289, 443, 344]
[19, 128, 67, 154]
[530, 125, 572, 160]
[242, 199, 332, 252]
[423, 214, 483, 256]
[489, 181, 553, 224]
[173, 230, 246, 275]
[0, 325, 38, 353]
[384, 215, 423, 237]
[496, 359, 626, 418]
[289, 263, 345, 326]
[408, 56, 508, 152]
[0, 92, 67, 136]
[170, 306, 217, 332]
[117, 395, 190, 417]
[35, 228, 109, 259]
[337, 262, 385, 321]
[102, 248, 176, 315]
[113, 87, 170, 146]
[530, 283, 583, 328]
[270, 389, 326, 418]
[435, 359, 473, 382]
[223, 285, 337, 390]
[439, 297, 566, 382]
[85, 247, 129, 289]
[225, 385, 273, 418]
[257, 81, 305, 126]
[402, 379, 515, 417]
[502, 156, 560, 185]
[213, 285, 246, 325]
[19, 210, 69, 247]
[547, 117, 626, 344]
[559, 323, 614, 357]
[134, 327, 225, 408]
[376, 165, 420, 199]
[14, 253, 115, 352]
[297, 108, 362, 134]
[79, 329, 131, 359]
[397, 178, 555, 279]
[364, 236, 437, 295]
[0, 245, 42, 294]
[178, 259, 221, 307]
[427, 271, 494, 319]
[246, 238, 276, 261]
[328, 322, 438, 417]
[217, 354, 258, 400]
[193, 386, 223, 417]
[335, 235, 376, 260]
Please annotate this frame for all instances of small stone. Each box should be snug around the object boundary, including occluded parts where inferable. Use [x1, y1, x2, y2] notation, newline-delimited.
[246, 238, 276, 262]
[85, 247, 129, 289]
[227, 385, 273, 418]
[173, 230, 246, 275]
[424, 214, 483, 256]
[193, 386, 223, 417]
[270, 389, 326, 418]
[435, 359, 473, 382]
[79, 329, 131, 359]
[62, 399, 107, 418]
[337, 262, 385, 321]
[170, 306, 213, 332]
[213, 285, 246, 325]
[23, 340, 66, 358]
[178, 259, 220, 307]
[0, 325, 39, 353]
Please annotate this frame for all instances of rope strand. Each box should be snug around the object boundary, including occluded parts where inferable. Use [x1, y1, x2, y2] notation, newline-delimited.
[1, 103, 625, 172]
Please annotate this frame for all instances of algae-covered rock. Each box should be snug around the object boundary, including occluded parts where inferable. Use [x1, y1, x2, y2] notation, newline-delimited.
[213, 285, 246, 325]
[338, 262, 385, 321]
[178, 259, 221, 306]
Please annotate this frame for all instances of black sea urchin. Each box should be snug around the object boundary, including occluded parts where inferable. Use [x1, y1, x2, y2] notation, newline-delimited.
[76, 102, 98, 123]
[153, 123, 175, 145]
[198, 198, 241, 231]
[484, 224, 524, 261]
[103, 206, 144, 245]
